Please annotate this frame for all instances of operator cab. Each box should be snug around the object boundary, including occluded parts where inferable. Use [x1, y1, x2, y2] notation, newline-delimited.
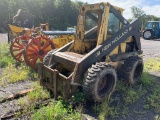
[71, 3, 124, 54]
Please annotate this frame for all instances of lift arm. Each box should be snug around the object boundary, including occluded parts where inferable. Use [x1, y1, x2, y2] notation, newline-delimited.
[72, 18, 141, 84]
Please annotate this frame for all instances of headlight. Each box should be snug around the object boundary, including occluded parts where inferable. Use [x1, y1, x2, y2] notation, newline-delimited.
[100, 4, 104, 9]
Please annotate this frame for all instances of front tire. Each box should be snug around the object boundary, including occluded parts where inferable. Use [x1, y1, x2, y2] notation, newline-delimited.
[83, 62, 117, 102]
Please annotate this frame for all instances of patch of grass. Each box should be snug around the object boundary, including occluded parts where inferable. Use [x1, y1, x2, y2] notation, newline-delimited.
[71, 90, 86, 104]
[0, 65, 29, 86]
[18, 82, 50, 106]
[31, 100, 82, 120]
[27, 67, 38, 80]
[124, 89, 140, 104]
[27, 82, 50, 103]
[97, 99, 118, 120]
[18, 82, 50, 115]
[144, 84, 160, 113]
[0, 43, 15, 68]
[124, 85, 147, 104]
[140, 71, 154, 86]
[144, 58, 160, 72]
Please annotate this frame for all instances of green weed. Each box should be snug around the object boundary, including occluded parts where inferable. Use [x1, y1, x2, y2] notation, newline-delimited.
[140, 71, 154, 86]
[71, 90, 86, 104]
[144, 58, 160, 72]
[31, 100, 82, 120]
[144, 84, 160, 113]
[27, 82, 50, 103]
[0, 65, 29, 86]
[0, 43, 15, 68]
[18, 82, 50, 114]
[98, 99, 115, 120]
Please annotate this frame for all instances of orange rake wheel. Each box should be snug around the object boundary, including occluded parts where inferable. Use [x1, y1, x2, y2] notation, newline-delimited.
[25, 36, 55, 70]
[10, 36, 32, 62]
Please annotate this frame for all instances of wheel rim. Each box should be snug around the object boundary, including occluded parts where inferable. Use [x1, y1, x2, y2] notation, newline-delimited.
[25, 36, 55, 70]
[144, 31, 151, 39]
[10, 36, 31, 62]
[98, 74, 115, 97]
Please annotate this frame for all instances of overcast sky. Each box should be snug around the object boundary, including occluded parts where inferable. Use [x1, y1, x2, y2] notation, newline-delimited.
[76, 0, 160, 19]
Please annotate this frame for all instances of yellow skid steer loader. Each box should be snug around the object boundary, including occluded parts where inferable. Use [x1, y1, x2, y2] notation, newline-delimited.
[38, 2, 143, 102]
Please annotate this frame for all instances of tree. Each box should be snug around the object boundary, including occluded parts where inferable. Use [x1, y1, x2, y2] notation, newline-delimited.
[0, 0, 82, 32]
[131, 6, 145, 18]
[130, 6, 160, 29]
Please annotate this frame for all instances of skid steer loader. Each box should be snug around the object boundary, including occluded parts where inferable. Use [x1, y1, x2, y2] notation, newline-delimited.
[38, 2, 143, 102]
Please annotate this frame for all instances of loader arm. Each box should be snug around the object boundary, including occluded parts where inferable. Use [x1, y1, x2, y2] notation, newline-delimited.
[72, 18, 141, 84]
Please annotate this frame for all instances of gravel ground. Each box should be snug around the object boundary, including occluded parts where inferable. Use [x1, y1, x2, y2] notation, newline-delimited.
[0, 81, 34, 117]
[0, 33, 7, 44]
[141, 38, 160, 60]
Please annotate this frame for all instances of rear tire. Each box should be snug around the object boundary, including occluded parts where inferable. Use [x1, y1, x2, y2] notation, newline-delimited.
[120, 56, 143, 85]
[83, 62, 117, 102]
[142, 29, 153, 40]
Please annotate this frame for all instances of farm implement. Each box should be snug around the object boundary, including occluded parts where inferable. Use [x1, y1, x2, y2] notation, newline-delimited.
[10, 28, 75, 70]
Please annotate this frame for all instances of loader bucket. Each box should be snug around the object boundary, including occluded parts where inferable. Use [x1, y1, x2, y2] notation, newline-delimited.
[38, 62, 73, 100]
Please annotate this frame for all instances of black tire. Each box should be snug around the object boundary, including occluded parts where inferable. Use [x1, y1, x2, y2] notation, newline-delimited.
[120, 56, 143, 85]
[43, 49, 57, 66]
[142, 29, 153, 40]
[83, 62, 117, 102]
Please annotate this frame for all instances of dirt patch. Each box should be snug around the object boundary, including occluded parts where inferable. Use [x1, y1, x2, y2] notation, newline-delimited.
[0, 80, 33, 99]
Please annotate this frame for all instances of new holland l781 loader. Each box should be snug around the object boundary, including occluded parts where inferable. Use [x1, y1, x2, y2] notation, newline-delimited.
[38, 2, 143, 102]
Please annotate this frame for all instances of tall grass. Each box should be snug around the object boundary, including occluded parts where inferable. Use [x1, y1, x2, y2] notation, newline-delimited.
[31, 100, 82, 120]
[0, 42, 15, 67]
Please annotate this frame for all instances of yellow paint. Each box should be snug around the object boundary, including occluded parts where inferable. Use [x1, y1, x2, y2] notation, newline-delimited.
[9, 24, 23, 33]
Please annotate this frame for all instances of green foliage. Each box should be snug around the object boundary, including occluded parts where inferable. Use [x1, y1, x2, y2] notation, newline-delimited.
[124, 86, 147, 104]
[131, 6, 145, 18]
[130, 6, 160, 29]
[31, 100, 81, 120]
[140, 72, 154, 86]
[71, 90, 86, 104]
[27, 67, 38, 80]
[144, 58, 160, 72]
[0, 0, 83, 31]
[0, 65, 29, 86]
[0, 43, 15, 67]
[97, 99, 117, 120]
[124, 89, 139, 104]
[144, 84, 160, 113]
[18, 82, 50, 113]
[27, 82, 50, 103]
